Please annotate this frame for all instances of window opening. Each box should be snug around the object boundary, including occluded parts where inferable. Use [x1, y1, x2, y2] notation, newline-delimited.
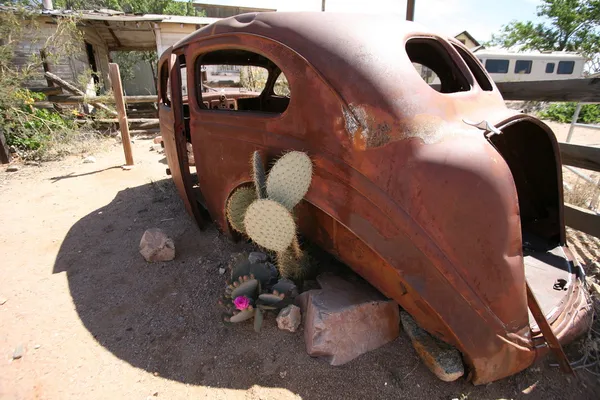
[557, 61, 575, 75]
[514, 60, 532, 74]
[406, 38, 469, 93]
[545, 63, 555, 73]
[453, 45, 493, 91]
[485, 59, 509, 74]
[195, 49, 289, 113]
[159, 62, 171, 106]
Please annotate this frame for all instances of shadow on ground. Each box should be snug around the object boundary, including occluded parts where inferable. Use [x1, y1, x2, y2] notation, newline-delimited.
[52, 179, 595, 399]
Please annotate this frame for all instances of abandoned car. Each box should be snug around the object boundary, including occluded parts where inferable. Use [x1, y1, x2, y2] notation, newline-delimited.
[157, 12, 592, 384]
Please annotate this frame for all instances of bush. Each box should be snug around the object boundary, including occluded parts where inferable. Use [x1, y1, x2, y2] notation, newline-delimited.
[539, 102, 600, 124]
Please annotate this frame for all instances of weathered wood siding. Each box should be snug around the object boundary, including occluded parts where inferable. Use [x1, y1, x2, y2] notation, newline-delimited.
[12, 17, 110, 93]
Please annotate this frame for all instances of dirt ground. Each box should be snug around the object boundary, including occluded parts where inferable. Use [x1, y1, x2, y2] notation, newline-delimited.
[1, 123, 599, 400]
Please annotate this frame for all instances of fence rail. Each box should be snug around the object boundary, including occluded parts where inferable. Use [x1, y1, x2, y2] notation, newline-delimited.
[559, 143, 600, 237]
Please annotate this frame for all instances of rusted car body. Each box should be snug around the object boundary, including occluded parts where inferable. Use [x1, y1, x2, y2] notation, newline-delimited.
[157, 12, 591, 384]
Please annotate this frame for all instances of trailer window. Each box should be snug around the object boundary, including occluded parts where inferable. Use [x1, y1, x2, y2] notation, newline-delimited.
[406, 38, 469, 93]
[195, 49, 289, 114]
[557, 61, 575, 75]
[485, 59, 509, 74]
[514, 60, 532, 74]
[545, 63, 555, 73]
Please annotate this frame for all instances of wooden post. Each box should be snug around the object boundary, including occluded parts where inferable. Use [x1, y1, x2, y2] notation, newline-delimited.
[406, 0, 416, 21]
[109, 63, 134, 166]
[0, 128, 12, 165]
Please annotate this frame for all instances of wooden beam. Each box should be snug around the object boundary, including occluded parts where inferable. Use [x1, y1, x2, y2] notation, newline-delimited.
[46, 94, 157, 104]
[44, 72, 117, 116]
[39, 49, 54, 87]
[565, 203, 600, 238]
[104, 21, 123, 48]
[559, 142, 600, 172]
[496, 78, 600, 102]
[108, 46, 157, 52]
[109, 63, 134, 166]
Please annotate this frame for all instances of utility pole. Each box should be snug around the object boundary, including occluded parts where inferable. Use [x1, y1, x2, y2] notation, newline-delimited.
[322, 0, 326, 12]
[406, 0, 415, 21]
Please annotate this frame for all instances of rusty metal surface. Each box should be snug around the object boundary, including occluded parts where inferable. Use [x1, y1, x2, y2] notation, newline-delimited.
[159, 12, 592, 384]
[157, 50, 206, 228]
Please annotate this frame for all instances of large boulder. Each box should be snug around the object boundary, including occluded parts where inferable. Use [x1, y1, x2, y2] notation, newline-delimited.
[297, 274, 400, 366]
[139, 228, 175, 262]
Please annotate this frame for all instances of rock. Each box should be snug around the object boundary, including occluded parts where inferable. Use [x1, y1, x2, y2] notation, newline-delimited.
[13, 344, 24, 359]
[121, 165, 134, 170]
[248, 251, 268, 264]
[82, 156, 96, 164]
[400, 311, 464, 382]
[34, 344, 41, 349]
[0, 296, 7, 305]
[218, 268, 226, 275]
[297, 275, 400, 365]
[186, 142, 195, 166]
[9, 145, 17, 153]
[25, 161, 41, 167]
[6, 166, 19, 172]
[153, 136, 163, 144]
[276, 305, 301, 332]
[139, 228, 175, 262]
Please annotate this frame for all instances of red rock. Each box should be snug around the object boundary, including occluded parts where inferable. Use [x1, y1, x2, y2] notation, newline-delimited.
[297, 275, 399, 365]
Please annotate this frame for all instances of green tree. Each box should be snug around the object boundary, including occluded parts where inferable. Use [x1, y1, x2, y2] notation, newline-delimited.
[54, 0, 200, 16]
[488, 0, 600, 73]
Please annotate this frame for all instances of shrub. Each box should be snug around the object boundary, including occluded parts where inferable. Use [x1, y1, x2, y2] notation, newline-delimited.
[539, 102, 600, 124]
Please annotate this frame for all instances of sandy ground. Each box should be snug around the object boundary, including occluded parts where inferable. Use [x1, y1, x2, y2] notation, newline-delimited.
[1, 124, 599, 400]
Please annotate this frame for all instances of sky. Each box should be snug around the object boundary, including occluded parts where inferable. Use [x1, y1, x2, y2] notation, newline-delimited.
[197, 0, 545, 43]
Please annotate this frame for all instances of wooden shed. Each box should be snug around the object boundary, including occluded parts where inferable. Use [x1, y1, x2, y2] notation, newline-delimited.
[2, 7, 218, 95]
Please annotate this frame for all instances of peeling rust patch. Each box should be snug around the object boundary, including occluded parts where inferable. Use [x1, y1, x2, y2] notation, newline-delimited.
[343, 104, 391, 149]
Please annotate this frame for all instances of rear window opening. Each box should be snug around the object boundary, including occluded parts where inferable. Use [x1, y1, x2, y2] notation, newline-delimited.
[406, 38, 470, 93]
[452, 45, 493, 91]
[195, 49, 290, 114]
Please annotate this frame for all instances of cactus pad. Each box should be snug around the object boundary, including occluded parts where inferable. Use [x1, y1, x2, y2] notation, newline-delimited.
[230, 279, 259, 298]
[231, 260, 276, 286]
[244, 199, 296, 253]
[266, 151, 313, 210]
[252, 151, 267, 199]
[229, 308, 255, 323]
[226, 187, 257, 234]
[276, 248, 311, 280]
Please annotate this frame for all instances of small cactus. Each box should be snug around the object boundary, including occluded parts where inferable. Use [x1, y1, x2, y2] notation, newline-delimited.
[226, 187, 257, 234]
[229, 308, 255, 323]
[252, 151, 267, 199]
[244, 199, 296, 253]
[266, 151, 313, 210]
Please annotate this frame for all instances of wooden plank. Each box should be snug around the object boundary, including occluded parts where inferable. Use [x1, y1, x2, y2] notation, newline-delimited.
[564, 203, 600, 238]
[46, 94, 157, 104]
[39, 49, 54, 87]
[496, 78, 600, 102]
[559, 142, 600, 172]
[109, 63, 134, 166]
[0, 129, 12, 165]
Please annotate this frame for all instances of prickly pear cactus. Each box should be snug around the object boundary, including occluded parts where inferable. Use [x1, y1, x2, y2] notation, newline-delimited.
[266, 151, 313, 210]
[276, 247, 311, 280]
[226, 187, 257, 234]
[252, 151, 267, 199]
[244, 199, 296, 253]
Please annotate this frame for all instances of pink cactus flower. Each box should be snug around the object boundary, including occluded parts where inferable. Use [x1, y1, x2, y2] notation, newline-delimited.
[233, 296, 251, 310]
